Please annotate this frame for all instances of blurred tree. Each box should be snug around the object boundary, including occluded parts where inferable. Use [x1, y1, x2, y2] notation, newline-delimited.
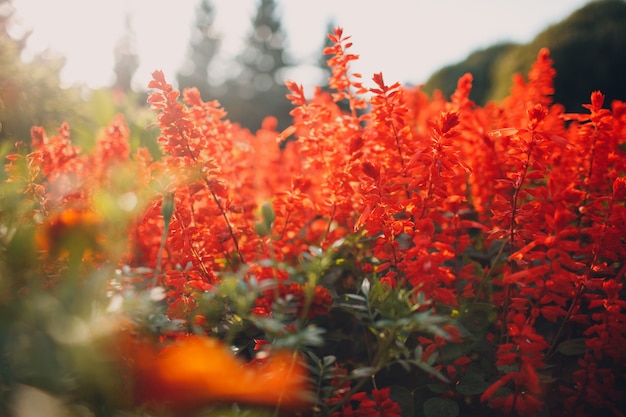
[238, 0, 288, 96]
[0, 0, 27, 47]
[488, 0, 626, 111]
[0, 0, 82, 143]
[176, 0, 220, 100]
[70, 87, 160, 157]
[421, 43, 518, 105]
[112, 13, 139, 94]
[423, 0, 626, 111]
[219, 0, 293, 132]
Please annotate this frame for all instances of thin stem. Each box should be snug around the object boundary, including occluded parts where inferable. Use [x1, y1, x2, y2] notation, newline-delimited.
[206, 186, 245, 266]
[152, 220, 169, 287]
[182, 133, 246, 267]
[545, 282, 586, 360]
[321, 202, 337, 247]
[576, 127, 599, 229]
[153, 195, 174, 287]
[279, 210, 292, 241]
[473, 237, 508, 303]
[502, 145, 533, 340]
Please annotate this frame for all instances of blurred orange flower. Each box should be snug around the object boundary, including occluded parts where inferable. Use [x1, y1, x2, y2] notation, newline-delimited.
[35, 208, 103, 259]
[120, 334, 312, 413]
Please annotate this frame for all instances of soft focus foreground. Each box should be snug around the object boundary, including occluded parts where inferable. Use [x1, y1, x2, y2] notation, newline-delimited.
[0, 28, 625, 417]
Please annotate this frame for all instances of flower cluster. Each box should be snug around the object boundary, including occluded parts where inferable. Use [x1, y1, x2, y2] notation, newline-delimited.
[330, 387, 402, 417]
[2, 28, 625, 417]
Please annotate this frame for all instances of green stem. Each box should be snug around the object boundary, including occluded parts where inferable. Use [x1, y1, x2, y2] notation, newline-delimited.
[153, 193, 174, 287]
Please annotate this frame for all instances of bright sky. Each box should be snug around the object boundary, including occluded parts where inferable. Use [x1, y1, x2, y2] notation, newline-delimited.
[11, 0, 591, 93]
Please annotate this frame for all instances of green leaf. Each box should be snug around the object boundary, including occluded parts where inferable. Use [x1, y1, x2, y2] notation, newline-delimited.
[351, 367, 376, 379]
[415, 360, 451, 383]
[423, 397, 460, 417]
[309, 246, 323, 257]
[344, 293, 367, 302]
[557, 338, 587, 356]
[427, 383, 446, 394]
[460, 302, 498, 335]
[361, 277, 370, 296]
[374, 319, 396, 328]
[438, 340, 475, 362]
[416, 291, 427, 306]
[161, 192, 175, 224]
[260, 201, 276, 227]
[455, 372, 489, 395]
[322, 355, 337, 367]
[389, 385, 415, 417]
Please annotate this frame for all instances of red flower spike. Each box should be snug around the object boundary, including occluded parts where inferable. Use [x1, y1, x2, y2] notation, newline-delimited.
[527, 103, 548, 130]
[583, 90, 605, 112]
[440, 111, 460, 135]
[361, 161, 380, 180]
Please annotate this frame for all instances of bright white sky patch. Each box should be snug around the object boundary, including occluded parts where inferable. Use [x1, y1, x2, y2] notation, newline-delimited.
[11, 0, 591, 92]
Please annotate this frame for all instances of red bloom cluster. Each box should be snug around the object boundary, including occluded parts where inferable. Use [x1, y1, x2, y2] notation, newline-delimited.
[7, 27, 626, 417]
[254, 281, 333, 319]
[331, 388, 402, 417]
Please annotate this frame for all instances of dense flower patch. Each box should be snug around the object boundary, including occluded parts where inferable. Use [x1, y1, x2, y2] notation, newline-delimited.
[2, 28, 625, 417]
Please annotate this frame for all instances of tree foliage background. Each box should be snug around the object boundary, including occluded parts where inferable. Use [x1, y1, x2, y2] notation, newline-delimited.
[175, 0, 294, 132]
[4, 0, 625, 137]
[422, 0, 626, 111]
[176, 0, 218, 100]
[0, 0, 83, 143]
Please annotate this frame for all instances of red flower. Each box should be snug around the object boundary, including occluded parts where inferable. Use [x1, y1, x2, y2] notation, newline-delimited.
[255, 281, 332, 319]
[331, 388, 402, 417]
[36, 208, 103, 259]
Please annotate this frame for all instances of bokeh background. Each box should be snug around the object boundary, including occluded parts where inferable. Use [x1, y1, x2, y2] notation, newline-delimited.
[2, 0, 625, 144]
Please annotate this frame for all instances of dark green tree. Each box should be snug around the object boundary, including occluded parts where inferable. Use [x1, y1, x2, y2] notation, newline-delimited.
[176, 0, 219, 99]
[421, 43, 518, 105]
[423, 0, 626, 111]
[0, 0, 82, 143]
[113, 13, 139, 93]
[219, 0, 292, 132]
[238, 0, 288, 93]
[488, 0, 626, 111]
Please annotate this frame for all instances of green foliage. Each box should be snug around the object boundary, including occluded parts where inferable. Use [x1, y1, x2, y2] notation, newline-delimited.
[0, 1, 82, 143]
[424, 0, 626, 111]
[421, 43, 518, 104]
[0, 181, 120, 416]
[490, 0, 626, 109]
[70, 88, 160, 156]
[0, 39, 82, 143]
[423, 397, 460, 417]
[0, 0, 154, 153]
